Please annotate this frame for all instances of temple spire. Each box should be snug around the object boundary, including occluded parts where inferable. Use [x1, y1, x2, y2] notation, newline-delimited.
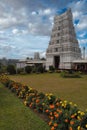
[46, 9, 81, 70]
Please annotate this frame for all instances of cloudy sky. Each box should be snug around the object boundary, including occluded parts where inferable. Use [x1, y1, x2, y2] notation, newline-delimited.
[0, 0, 87, 59]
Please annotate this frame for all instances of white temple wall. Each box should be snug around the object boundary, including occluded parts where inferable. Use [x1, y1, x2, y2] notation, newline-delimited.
[46, 55, 54, 70]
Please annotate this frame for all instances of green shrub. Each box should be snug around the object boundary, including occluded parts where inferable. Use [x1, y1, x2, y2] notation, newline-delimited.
[60, 71, 81, 78]
[32, 65, 45, 73]
[17, 68, 25, 74]
[7, 64, 16, 74]
[49, 66, 55, 72]
[25, 66, 32, 73]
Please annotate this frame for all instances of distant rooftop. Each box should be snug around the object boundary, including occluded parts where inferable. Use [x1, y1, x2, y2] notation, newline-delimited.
[72, 59, 87, 63]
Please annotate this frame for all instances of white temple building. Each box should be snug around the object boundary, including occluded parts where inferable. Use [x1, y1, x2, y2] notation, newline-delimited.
[46, 9, 81, 70]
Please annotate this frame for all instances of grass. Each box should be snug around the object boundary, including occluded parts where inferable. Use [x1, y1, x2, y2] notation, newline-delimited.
[0, 83, 50, 130]
[9, 73, 87, 111]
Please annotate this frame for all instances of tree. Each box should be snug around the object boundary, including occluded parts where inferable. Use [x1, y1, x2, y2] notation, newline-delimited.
[25, 66, 32, 73]
[7, 65, 16, 74]
[0, 63, 7, 74]
[36, 65, 45, 73]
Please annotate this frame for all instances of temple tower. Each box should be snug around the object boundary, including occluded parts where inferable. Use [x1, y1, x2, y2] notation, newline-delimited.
[46, 9, 81, 70]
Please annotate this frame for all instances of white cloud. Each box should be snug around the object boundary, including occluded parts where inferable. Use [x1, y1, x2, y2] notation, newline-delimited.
[75, 15, 87, 31]
[43, 9, 51, 15]
[40, 51, 46, 58]
[28, 23, 52, 36]
[79, 32, 86, 38]
[22, 30, 28, 34]
[0, 16, 19, 29]
[49, 16, 54, 21]
[73, 11, 82, 19]
[77, 23, 87, 30]
[12, 28, 28, 35]
[12, 28, 19, 34]
[0, 30, 4, 34]
[78, 39, 87, 45]
[77, 19, 87, 30]
[31, 11, 37, 15]
[38, 8, 52, 16]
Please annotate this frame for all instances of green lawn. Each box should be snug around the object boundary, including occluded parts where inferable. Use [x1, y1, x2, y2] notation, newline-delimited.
[0, 83, 50, 130]
[9, 73, 87, 111]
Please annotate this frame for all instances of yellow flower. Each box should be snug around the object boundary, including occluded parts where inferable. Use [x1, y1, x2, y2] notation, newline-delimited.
[78, 111, 81, 114]
[81, 112, 85, 116]
[30, 87, 32, 90]
[85, 124, 87, 128]
[42, 103, 45, 106]
[62, 103, 64, 106]
[64, 100, 67, 103]
[48, 96, 51, 100]
[49, 93, 53, 96]
[45, 93, 48, 96]
[77, 116, 81, 120]
[60, 101, 62, 104]
[77, 126, 81, 130]
[74, 104, 77, 107]
[69, 102, 73, 105]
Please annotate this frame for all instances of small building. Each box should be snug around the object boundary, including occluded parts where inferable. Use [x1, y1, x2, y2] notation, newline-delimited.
[72, 60, 87, 72]
[16, 59, 46, 69]
[16, 52, 46, 69]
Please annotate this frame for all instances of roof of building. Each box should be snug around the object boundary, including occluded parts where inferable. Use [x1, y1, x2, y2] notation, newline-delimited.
[72, 59, 87, 63]
[26, 60, 46, 64]
[17, 59, 46, 64]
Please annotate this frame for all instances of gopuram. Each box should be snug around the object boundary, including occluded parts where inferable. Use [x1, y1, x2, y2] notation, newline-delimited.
[46, 9, 81, 70]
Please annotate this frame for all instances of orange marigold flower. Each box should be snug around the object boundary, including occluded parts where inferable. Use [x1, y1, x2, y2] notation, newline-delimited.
[54, 114, 59, 118]
[50, 116, 54, 120]
[51, 126, 55, 130]
[71, 115, 75, 118]
[65, 119, 69, 123]
[49, 104, 55, 109]
[56, 102, 60, 106]
[54, 111, 57, 115]
[54, 123, 58, 127]
[45, 109, 49, 113]
[48, 121, 52, 126]
[70, 121, 75, 125]
[50, 112, 53, 115]
[36, 99, 40, 103]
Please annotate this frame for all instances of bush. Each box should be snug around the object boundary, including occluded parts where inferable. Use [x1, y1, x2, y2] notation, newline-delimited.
[25, 66, 32, 73]
[49, 66, 55, 72]
[60, 71, 81, 78]
[17, 68, 25, 74]
[36, 65, 45, 73]
[32, 65, 46, 73]
[7, 64, 16, 74]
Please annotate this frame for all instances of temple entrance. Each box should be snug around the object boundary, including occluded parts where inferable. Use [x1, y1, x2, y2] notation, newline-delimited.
[54, 56, 60, 69]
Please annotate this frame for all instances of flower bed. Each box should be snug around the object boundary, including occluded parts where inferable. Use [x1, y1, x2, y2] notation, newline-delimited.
[0, 74, 87, 130]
